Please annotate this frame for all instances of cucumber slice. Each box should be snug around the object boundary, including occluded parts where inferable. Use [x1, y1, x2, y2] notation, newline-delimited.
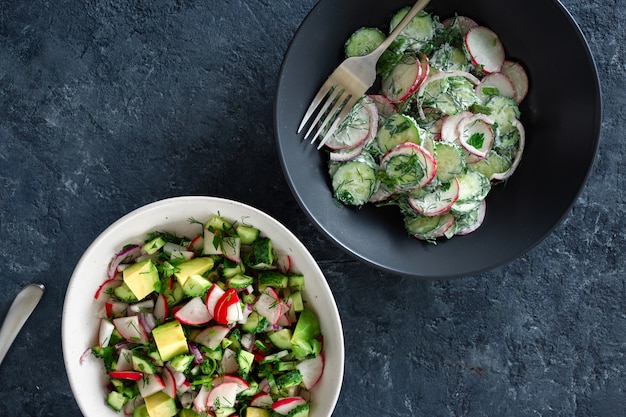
[376, 113, 421, 153]
[434, 142, 466, 182]
[331, 153, 378, 206]
[408, 178, 460, 216]
[390, 8, 435, 51]
[485, 95, 520, 134]
[404, 212, 455, 241]
[467, 150, 512, 180]
[456, 170, 491, 201]
[344, 27, 385, 57]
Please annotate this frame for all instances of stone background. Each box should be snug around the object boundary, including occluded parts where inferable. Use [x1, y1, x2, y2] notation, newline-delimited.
[0, 0, 624, 416]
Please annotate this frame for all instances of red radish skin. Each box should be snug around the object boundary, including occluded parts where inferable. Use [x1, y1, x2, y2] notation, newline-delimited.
[161, 366, 177, 398]
[381, 54, 423, 103]
[193, 325, 230, 350]
[207, 381, 238, 410]
[153, 294, 169, 323]
[465, 26, 505, 74]
[296, 354, 325, 389]
[381, 142, 437, 190]
[475, 72, 516, 102]
[408, 177, 460, 217]
[500, 60, 529, 103]
[109, 370, 143, 381]
[443, 15, 479, 35]
[324, 98, 374, 151]
[205, 283, 225, 317]
[213, 288, 241, 324]
[174, 296, 212, 325]
[272, 397, 307, 415]
[251, 392, 274, 408]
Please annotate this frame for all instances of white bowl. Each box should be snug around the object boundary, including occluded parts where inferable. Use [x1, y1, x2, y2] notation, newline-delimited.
[62, 196, 344, 417]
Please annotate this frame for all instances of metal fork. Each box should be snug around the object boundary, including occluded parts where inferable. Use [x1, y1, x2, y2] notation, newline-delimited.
[297, 0, 431, 149]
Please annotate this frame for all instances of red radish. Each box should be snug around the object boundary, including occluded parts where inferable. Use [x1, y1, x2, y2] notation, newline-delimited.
[205, 284, 225, 317]
[128, 299, 154, 314]
[465, 26, 505, 73]
[369, 94, 397, 119]
[108, 370, 143, 381]
[178, 380, 191, 394]
[94, 278, 122, 300]
[174, 296, 212, 325]
[272, 397, 307, 415]
[220, 348, 239, 374]
[323, 98, 373, 151]
[165, 363, 187, 387]
[458, 117, 495, 160]
[138, 373, 166, 398]
[212, 374, 250, 394]
[161, 366, 177, 398]
[98, 319, 115, 347]
[327, 97, 378, 161]
[153, 294, 169, 323]
[207, 381, 239, 410]
[187, 235, 204, 251]
[440, 111, 473, 143]
[381, 54, 422, 103]
[276, 253, 291, 274]
[443, 15, 479, 35]
[105, 300, 127, 317]
[408, 178, 460, 217]
[416, 70, 480, 119]
[193, 385, 210, 413]
[381, 142, 437, 190]
[500, 60, 529, 103]
[296, 354, 325, 389]
[221, 236, 241, 263]
[163, 242, 194, 261]
[475, 72, 516, 102]
[415, 53, 430, 90]
[250, 392, 274, 408]
[254, 287, 285, 325]
[491, 118, 525, 181]
[192, 325, 230, 350]
[213, 288, 242, 324]
[457, 200, 487, 235]
[113, 316, 149, 343]
[115, 348, 133, 371]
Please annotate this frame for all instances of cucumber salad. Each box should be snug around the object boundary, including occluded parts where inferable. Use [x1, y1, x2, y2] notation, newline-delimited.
[325, 9, 529, 241]
[89, 215, 324, 417]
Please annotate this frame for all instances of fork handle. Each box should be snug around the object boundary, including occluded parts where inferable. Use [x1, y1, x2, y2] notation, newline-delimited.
[367, 0, 431, 62]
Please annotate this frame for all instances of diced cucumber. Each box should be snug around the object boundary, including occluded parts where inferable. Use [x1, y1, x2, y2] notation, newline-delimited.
[169, 354, 194, 373]
[221, 261, 245, 279]
[434, 141, 466, 182]
[404, 212, 442, 236]
[106, 391, 127, 412]
[258, 271, 289, 289]
[288, 274, 305, 291]
[486, 95, 520, 134]
[228, 273, 254, 288]
[215, 408, 237, 417]
[344, 27, 385, 57]
[236, 224, 260, 245]
[451, 199, 482, 214]
[276, 370, 303, 390]
[237, 349, 255, 375]
[430, 44, 470, 72]
[132, 353, 156, 374]
[113, 282, 138, 303]
[205, 215, 233, 232]
[287, 402, 311, 417]
[331, 153, 379, 206]
[289, 290, 304, 312]
[163, 280, 185, 307]
[179, 408, 201, 417]
[253, 237, 275, 266]
[142, 236, 167, 255]
[268, 328, 293, 350]
[376, 113, 421, 153]
[241, 311, 269, 333]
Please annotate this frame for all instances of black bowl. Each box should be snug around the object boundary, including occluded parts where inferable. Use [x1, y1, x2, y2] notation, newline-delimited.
[274, 0, 601, 278]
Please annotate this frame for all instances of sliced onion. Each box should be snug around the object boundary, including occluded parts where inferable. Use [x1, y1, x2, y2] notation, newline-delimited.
[107, 245, 141, 279]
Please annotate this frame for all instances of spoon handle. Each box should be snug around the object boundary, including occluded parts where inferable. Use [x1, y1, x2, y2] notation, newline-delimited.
[0, 284, 45, 367]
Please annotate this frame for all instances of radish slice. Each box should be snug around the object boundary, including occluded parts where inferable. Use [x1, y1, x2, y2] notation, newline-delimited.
[500, 60, 529, 103]
[94, 278, 122, 301]
[381, 142, 437, 191]
[458, 117, 495, 160]
[205, 283, 225, 317]
[137, 373, 166, 398]
[115, 348, 133, 371]
[221, 236, 241, 263]
[408, 178, 460, 216]
[412, 212, 456, 241]
[443, 15, 479, 35]
[440, 111, 473, 143]
[213, 374, 250, 394]
[369, 94, 397, 120]
[251, 392, 274, 408]
[207, 381, 239, 410]
[272, 397, 307, 415]
[161, 366, 177, 398]
[465, 26, 505, 74]
[381, 54, 423, 103]
[113, 316, 149, 343]
[153, 294, 168, 323]
[174, 296, 212, 325]
[475, 72, 516, 102]
[98, 319, 115, 347]
[457, 200, 487, 235]
[193, 385, 210, 413]
[296, 354, 325, 389]
[491, 118, 525, 181]
[323, 97, 373, 150]
[254, 287, 285, 325]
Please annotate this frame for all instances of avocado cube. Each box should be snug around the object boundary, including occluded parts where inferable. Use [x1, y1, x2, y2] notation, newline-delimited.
[122, 259, 158, 301]
[144, 391, 177, 417]
[152, 320, 188, 361]
[174, 257, 214, 286]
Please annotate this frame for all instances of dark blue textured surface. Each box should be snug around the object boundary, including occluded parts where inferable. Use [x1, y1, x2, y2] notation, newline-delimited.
[0, 1, 624, 416]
